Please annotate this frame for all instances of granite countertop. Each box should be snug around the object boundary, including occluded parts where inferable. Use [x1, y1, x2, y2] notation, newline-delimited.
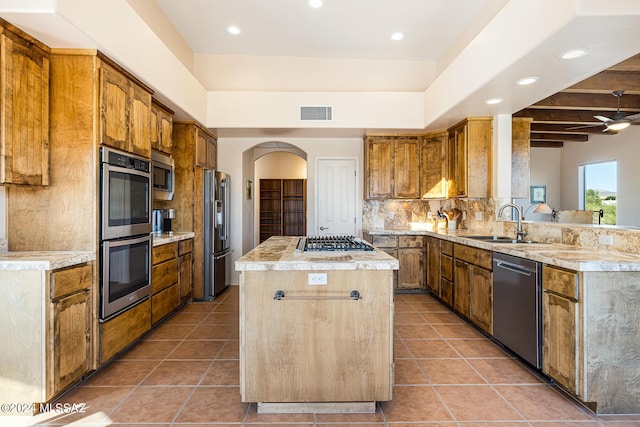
[365, 228, 640, 272]
[235, 236, 399, 271]
[0, 251, 96, 271]
[152, 231, 195, 247]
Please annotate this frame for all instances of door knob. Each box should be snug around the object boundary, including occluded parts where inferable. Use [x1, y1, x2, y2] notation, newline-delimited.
[319, 226, 328, 230]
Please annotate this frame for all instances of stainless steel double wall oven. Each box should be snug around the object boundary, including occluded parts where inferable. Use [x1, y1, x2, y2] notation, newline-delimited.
[100, 147, 152, 320]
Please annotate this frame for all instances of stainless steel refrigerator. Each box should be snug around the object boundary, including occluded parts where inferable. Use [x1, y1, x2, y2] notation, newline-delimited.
[203, 170, 231, 299]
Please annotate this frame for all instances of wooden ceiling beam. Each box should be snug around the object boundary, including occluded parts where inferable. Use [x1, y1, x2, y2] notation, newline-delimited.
[531, 141, 564, 148]
[529, 123, 613, 134]
[530, 92, 640, 111]
[565, 71, 640, 93]
[513, 108, 640, 123]
[530, 132, 589, 142]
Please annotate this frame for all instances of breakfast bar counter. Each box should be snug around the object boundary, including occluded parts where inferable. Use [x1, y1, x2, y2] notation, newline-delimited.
[236, 236, 398, 413]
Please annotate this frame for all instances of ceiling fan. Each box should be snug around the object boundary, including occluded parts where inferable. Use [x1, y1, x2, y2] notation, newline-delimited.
[569, 90, 640, 132]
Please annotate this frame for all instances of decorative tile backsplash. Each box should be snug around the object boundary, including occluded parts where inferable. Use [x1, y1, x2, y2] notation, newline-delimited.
[363, 198, 640, 256]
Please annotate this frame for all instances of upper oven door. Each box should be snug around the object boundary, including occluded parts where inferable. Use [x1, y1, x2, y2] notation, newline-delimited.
[102, 162, 152, 240]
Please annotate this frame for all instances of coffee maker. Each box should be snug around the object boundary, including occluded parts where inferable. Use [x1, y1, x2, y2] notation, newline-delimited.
[152, 208, 176, 234]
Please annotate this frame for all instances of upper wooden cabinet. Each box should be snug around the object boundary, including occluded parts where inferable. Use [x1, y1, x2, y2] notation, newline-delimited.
[0, 20, 50, 186]
[99, 62, 153, 158]
[150, 99, 174, 155]
[195, 125, 217, 169]
[420, 131, 448, 199]
[364, 134, 420, 199]
[447, 117, 492, 198]
[511, 117, 533, 199]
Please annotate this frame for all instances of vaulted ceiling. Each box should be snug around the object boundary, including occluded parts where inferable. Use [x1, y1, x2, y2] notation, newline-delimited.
[514, 54, 640, 147]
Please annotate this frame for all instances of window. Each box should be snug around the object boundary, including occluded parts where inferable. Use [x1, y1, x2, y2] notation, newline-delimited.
[578, 161, 617, 225]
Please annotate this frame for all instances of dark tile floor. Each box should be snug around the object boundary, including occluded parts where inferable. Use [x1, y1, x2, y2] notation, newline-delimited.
[14, 286, 640, 426]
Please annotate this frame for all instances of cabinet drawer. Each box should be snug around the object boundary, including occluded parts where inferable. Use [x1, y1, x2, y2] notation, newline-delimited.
[152, 259, 178, 293]
[441, 240, 453, 256]
[152, 283, 179, 324]
[440, 254, 453, 281]
[398, 235, 424, 248]
[543, 265, 579, 300]
[454, 244, 492, 270]
[153, 242, 178, 265]
[178, 238, 193, 256]
[100, 299, 151, 362]
[51, 263, 93, 299]
[372, 235, 397, 248]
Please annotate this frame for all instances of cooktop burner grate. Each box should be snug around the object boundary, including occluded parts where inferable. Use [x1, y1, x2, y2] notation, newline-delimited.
[296, 235, 375, 252]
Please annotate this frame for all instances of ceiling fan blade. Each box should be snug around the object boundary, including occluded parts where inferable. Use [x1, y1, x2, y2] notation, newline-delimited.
[566, 124, 603, 130]
[623, 112, 640, 122]
[594, 115, 612, 123]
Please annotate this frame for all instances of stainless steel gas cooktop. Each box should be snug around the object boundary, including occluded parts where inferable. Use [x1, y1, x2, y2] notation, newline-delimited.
[296, 235, 375, 252]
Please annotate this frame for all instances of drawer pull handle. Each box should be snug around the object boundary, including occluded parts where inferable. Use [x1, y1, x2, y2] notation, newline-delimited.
[273, 290, 362, 301]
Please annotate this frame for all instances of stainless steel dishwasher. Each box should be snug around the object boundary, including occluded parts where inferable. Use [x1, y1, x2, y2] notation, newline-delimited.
[492, 253, 542, 368]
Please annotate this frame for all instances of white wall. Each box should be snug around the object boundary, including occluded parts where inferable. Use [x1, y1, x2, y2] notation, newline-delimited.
[561, 126, 640, 227]
[217, 137, 363, 285]
[514, 146, 562, 221]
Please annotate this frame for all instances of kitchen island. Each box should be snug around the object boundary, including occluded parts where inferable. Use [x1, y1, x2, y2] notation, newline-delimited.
[235, 236, 398, 413]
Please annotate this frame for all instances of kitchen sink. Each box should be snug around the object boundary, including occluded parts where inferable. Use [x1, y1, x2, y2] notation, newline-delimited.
[465, 235, 539, 244]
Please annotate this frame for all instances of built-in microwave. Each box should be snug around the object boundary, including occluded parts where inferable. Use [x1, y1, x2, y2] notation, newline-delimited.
[151, 151, 175, 201]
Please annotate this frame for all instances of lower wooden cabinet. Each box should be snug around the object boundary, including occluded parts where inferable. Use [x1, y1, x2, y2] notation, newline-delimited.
[439, 241, 454, 306]
[0, 261, 94, 408]
[178, 239, 193, 303]
[367, 234, 425, 291]
[151, 240, 190, 325]
[100, 299, 151, 363]
[452, 243, 493, 333]
[453, 258, 471, 317]
[542, 265, 580, 396]
[425, 236, 440, 295]
[468, 265, 493, 334]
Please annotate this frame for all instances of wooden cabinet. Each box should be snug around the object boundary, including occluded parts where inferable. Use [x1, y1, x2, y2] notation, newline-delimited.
[0, 19, 50, 186]
[364, 135, 420, 199]
[542, 265, 580, 396]
[425, 236, 440, 295]
[166, 122, 217, 299]
[447, 118, 492, 198]
[195, 126, 217, 168]
[453, 243, 493, 333]
[99, 62, 152, 158]
[151, 241, 180, 325]
[259, 179, 307, 243]
[150, 99, 174, 154]
[178, 239, 193, 303]
[240, 268, 393, 405]
[420, 131, 448, 199]
[369, 234, 425, 291]
[511, 118, 532, 198]
[439, 240, 453, 306]
[101, 299, 150, 363]
[0, 262, 94, 409]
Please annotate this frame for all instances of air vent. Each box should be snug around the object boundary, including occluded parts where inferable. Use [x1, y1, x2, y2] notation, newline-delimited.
[300, 106, 333, 121]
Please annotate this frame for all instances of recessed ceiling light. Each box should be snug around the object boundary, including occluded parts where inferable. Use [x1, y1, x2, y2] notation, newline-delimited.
[561, 48, 588, 60]
[516, 76, 539, 86]
[227, 26, 241, 35]
[486, 98, 503, 105]
[309, 0, 322, 8]
[391, 32, 404, 41]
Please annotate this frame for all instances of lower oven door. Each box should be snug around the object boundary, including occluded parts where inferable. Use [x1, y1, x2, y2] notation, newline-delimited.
[101, 234, 152, 320]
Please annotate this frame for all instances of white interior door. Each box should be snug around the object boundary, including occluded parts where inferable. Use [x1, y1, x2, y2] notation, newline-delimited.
[316, 158, 357, 236]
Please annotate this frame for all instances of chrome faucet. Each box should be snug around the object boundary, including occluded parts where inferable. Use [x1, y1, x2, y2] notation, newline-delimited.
[497, 203, 527, 241]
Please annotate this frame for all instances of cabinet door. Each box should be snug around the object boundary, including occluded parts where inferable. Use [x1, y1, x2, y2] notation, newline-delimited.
[178, 251, 193, 303]
[365, 138, 393, 199]
[447, 123, 467, 198]
[397, 248, 424, 290]
[128, 82, 151, 158]
[150, 103, 160, 151]
[453, 259, 470, 317]
[440, 278, 453, 306]
[393, 138, 420, 198]
[543, 291, 579, 395]
[426, 237, 440, 295]
[52, 289, 91, 395]
[206, 135, 217, 169]
[0, 33, 50, 186]
[420, 133, 448, 198]
[99, 65, 129, 152]
[158, 108, 173, 154]
[469, 265, 493, 334]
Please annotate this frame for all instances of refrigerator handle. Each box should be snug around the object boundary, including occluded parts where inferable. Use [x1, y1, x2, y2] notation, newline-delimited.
[215, 199, 222, 229]
[221, 179, 230, 241]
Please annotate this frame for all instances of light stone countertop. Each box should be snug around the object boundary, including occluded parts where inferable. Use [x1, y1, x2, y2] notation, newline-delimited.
[365, 228, 640, 272]
[0, 251, 96, 271]
[235, 236, 399, 271]
[152, 231, 195, 247]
